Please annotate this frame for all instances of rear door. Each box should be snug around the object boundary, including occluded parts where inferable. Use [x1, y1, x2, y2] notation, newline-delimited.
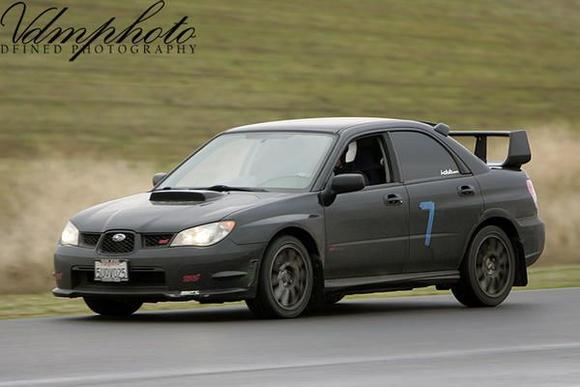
[389, 130, 483, 273]
[324, 133, 409, 279]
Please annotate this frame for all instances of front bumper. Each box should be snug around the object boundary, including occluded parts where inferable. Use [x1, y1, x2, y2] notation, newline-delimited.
[53, 239, 265, 303]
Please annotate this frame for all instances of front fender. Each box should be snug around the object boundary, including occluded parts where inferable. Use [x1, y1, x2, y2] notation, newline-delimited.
[227, 194, 325, 261]
[232, 213, 324, 245]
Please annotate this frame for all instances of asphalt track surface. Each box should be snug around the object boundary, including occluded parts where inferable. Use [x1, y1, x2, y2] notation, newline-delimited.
[1, 288, 579, 386]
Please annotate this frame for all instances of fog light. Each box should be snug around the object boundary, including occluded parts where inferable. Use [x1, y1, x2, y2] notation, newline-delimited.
[182, 273, 201, 283]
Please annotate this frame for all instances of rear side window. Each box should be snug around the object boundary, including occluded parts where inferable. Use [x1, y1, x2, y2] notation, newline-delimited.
[390, 131, 460, 181]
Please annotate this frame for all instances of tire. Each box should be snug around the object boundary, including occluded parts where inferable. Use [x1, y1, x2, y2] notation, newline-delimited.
[84, 297, 142, 317]
[246, 236, 314, 319]
[452, 225, 516, 307]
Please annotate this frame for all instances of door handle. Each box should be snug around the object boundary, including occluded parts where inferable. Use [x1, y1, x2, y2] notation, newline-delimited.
[384, 193, 403, 206]
[458, 185, 475, 197]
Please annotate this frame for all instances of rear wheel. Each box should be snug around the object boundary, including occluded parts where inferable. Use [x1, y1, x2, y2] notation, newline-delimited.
[452, 225, 515, 307]
[246, 236, 313, 318]
[84, 297, 142, 317]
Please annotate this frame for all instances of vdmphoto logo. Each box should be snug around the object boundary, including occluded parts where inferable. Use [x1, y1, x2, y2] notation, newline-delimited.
[0, 0, 197, 62]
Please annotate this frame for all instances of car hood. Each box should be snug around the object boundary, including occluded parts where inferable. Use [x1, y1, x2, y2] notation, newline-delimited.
[71, 191, 290, 233]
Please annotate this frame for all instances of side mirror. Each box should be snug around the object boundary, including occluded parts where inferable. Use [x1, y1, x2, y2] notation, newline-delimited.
[331, 173, 366, 194]
[152, 172, 168, 187]
[319, 173, 366, 206]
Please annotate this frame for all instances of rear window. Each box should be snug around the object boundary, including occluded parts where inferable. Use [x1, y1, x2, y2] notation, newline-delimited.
[391, 131, 460, 181]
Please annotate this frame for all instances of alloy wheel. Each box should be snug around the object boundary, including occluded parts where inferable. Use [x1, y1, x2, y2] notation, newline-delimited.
[269, 245, 309, 310]
[475, 235, 511, 298]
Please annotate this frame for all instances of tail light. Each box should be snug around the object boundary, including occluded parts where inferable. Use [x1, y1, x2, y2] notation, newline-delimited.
[526, 179, 538, 209]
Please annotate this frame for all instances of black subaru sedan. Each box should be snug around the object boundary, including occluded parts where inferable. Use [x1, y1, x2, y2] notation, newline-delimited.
[53, 118, 544, 318]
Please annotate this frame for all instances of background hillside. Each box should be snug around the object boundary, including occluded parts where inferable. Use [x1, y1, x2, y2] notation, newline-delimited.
[0, 0, 579, 293]
[1, 0, 579, 162]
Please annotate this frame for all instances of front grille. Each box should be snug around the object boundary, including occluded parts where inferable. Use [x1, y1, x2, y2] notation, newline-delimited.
[143, 233, 174, 248]
[80, 233, 101, 247]
[99, 232, 135, 254]
[72, 267, 166, 288]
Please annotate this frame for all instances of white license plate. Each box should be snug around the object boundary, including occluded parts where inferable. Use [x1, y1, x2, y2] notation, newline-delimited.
[94, 259, 129, 282]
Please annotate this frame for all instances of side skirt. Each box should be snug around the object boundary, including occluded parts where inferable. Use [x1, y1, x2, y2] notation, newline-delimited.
[324, 270, 460, 296]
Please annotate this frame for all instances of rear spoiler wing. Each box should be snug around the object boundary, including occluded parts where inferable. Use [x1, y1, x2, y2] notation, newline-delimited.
[449, 130, 531, 169]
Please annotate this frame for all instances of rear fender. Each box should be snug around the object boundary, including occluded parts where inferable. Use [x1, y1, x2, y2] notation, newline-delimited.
[462, 210, 528, 287]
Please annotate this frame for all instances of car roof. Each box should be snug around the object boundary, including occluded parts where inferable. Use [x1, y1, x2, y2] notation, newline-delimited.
[226, 117, 432, 134]
[224, 117, 488, 176]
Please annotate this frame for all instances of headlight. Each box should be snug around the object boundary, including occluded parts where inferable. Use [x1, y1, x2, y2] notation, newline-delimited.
[171, 221, 236, 247]
[60, 221, 79, 246]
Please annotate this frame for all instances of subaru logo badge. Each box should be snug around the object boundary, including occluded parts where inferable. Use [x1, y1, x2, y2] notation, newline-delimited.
[112, 233, 126, 242]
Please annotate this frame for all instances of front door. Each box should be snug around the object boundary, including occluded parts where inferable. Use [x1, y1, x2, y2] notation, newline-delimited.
[324, 134, 409, 279]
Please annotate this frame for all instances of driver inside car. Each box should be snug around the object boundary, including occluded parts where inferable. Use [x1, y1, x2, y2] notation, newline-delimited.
[334, 139, 386, 185]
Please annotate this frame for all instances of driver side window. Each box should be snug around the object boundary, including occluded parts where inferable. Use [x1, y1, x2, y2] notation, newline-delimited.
[334, 135, 390, 185]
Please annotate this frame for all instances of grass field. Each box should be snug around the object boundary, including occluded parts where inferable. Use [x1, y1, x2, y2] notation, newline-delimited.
[0, 0, 579, 162]
[1, 265, 578, 320]
[0, 1, 579, 294]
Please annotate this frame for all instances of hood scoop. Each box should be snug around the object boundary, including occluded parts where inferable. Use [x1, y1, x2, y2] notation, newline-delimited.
[149, 190, 223, 203]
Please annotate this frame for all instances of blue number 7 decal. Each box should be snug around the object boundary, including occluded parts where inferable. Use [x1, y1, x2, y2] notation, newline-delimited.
[419, 201, 436, 247]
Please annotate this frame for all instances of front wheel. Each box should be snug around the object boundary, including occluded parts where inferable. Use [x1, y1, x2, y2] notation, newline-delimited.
[84, 297, 143, 317]
[452, 225, 516, 307]
[246, 236, 313, 318]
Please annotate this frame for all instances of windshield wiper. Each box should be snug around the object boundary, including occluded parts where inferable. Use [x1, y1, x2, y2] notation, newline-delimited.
[202, 185, 267, 192]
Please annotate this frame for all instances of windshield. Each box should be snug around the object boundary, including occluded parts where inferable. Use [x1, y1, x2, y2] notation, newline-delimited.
[159, 132, 335, 191]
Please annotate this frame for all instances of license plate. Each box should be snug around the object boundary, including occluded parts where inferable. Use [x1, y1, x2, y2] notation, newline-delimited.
[94, 259, 129, 282]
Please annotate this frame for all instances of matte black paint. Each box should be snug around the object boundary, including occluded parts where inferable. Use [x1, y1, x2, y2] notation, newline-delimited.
[53, 118, 545, 304]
